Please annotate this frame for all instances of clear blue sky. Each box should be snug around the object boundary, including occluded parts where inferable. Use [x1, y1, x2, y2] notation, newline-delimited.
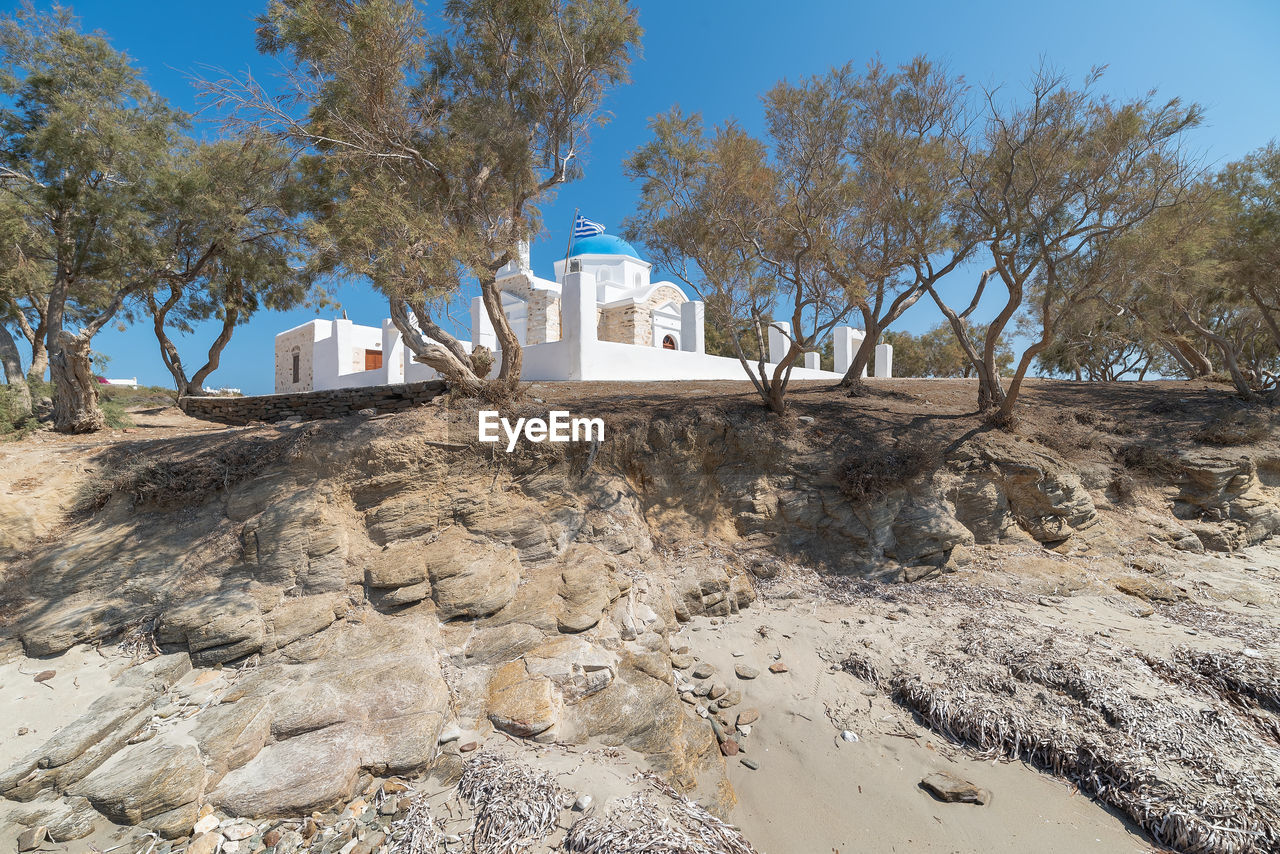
[11, 0, 1280, 393]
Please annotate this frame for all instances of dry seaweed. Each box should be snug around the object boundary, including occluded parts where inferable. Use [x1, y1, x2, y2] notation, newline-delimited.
[839, 604, 1280, 854]
[387, 791, 443, 854]
[457, 752, 571, 854]
[564, 775, 757, 854]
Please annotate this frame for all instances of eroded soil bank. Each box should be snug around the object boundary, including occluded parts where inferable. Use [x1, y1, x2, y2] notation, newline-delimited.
[0, 378, 1277, 853]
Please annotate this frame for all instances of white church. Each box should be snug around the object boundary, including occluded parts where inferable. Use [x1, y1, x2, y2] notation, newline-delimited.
[274, 228, 891, 393]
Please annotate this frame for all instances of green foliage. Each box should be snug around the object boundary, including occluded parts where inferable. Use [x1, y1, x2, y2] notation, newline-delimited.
[624, 93, 862, 409]
[0, 3, 188, 430]
[0, 383, 38, 437]
[99, 396, 133, 429]
[99, 383, 178, 407]
[229, 0, 641, 390]
[139, 134, 327, 393]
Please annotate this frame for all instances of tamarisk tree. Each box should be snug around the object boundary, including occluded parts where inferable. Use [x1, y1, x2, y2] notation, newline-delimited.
[931, 67, 1201, 421]
[824, 58, 978, 388]
[207, 0, 641, 397]
[0, 4, 185, 432]
[1218, 144, 1280, 377]
[141, 136, 321, 396]
[625, 96, 862, 413]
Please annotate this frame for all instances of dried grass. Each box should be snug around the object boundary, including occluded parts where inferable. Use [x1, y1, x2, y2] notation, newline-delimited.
[836, 437, 939, 502]
[1193, 412, 1274, 446]
[73, 428, 308, 514]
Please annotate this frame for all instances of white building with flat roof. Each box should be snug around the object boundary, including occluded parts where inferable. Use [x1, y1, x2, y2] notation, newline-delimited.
[274, 232, 890, 393]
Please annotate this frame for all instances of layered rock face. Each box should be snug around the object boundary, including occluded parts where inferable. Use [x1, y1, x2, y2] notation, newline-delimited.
[1, 415, 746, 839]
[2, 404, 1276, 839]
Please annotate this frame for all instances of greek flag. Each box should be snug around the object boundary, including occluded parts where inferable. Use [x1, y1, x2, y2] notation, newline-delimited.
[572, 213, 606, 239]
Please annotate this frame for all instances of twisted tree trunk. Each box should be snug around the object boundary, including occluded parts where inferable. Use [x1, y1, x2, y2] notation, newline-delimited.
[50, 329, 104, 433]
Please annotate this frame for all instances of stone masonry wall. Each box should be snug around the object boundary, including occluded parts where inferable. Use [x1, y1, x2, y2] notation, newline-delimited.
[179, 381, 447, 426]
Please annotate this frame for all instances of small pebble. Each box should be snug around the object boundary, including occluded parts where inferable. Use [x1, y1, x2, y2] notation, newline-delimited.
[741, 758, 760, 770]
[573, 794, 593, 811]
[841, 730, 859, 743]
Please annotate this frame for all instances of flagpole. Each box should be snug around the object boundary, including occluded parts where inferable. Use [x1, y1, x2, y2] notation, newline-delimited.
[561, 207, 578, 283]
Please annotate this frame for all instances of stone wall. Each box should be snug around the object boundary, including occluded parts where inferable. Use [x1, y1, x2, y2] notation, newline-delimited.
[274, 323, 317, 393]
[179, 380, 447, 426]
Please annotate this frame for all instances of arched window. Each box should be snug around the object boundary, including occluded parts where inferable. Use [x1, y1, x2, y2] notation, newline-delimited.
[662, 335, 677, 350]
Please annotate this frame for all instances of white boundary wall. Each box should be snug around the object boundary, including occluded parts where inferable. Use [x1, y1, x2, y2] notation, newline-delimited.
[277, 267, 889, 388]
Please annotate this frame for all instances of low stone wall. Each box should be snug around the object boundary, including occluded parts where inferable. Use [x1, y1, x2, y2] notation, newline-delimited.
[178, 380, 447, 426]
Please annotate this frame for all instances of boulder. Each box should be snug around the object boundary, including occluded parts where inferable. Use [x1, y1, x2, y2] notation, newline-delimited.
[522, 636, 619, 702]
[72, 742, 205, 826]
[364, 543, 428, 588]
[426, 528, 521, 620]
[365, 492, 439, 545]
[2, 794, 98, 841]
[241, 491, 352, 592]
[265, 595, 339, 651]
[18, 597, 136, 657]
[191, 696, 273, 781]
[486, 661, 561, 739]
[556, 546, 629, 633]
[461, 623, 546, 665]
[372, 580, 432, 608]
[160, 590, 265, 665]
[210, 725, 363, 816]
[891, 496, 975, 566]
[1113, 576, 1186, 604]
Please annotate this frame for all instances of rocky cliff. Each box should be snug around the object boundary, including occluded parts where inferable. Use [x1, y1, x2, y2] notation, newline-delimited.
[1, 382, 1277, 841]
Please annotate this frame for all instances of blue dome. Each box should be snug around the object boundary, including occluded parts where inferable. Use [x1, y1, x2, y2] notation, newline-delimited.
[570, 234, 642, 260]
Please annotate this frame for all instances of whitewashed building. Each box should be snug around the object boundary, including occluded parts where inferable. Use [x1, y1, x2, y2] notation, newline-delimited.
[274, 234, 890, 392]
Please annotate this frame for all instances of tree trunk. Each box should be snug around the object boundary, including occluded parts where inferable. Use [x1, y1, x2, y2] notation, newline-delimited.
[8, 300, 48, 384]
[995, 338, 1049, 423]
[763, 342, 802, 414]
[1180, 310, 1257, 402]
[27, 342, 47, 385]
[838, 311, 879, 388]
[1167, 333, 1213, 377]
[154, 319, 190, 395]
[927, 283, 1003, 410]
[0, 323, 32, 422]
[50, 329, 105, 433]
[1247, 286, 1280, 353]
[186, 305, 240, 396]
[479, 273, 522, 396]
[388, 299, 487, 396]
